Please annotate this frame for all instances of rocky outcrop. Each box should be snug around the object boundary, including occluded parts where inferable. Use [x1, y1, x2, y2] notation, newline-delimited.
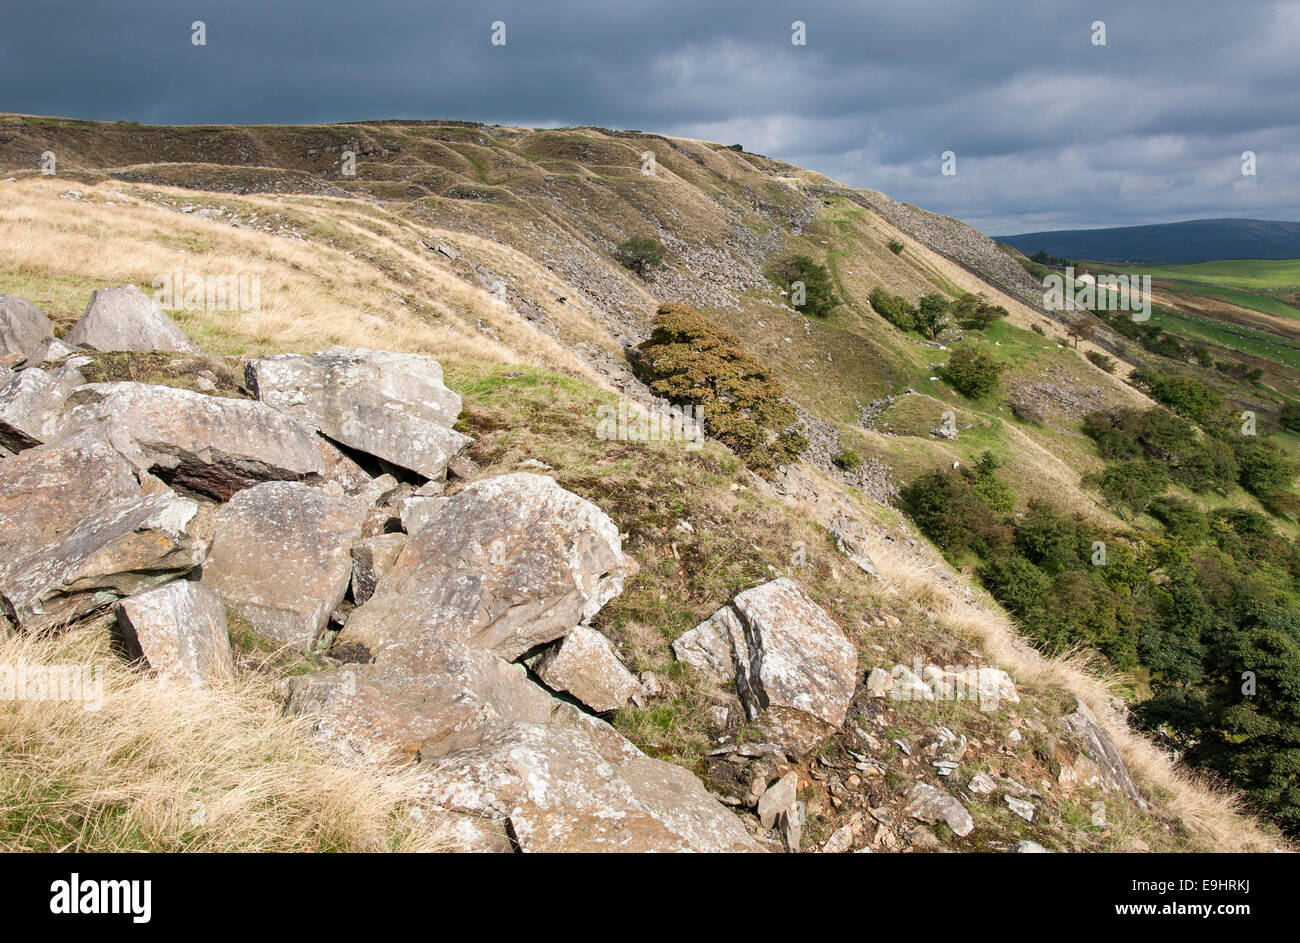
[285, 638, 563, 763]
[1062, 699, 1142, 802]
[530, 626, 641, 713]
[64, 284, 200, 353]
[61, 382, 326, 499]
[672, 578, 857, 754]
[245, 348, 471, 480]
[0, 294, 55, 367]
[1, 490, 211, 629]
[200, 481, 368, 649]
[0, 359, 87, 451]
[0, 433, 144, 592]
[338, 473, 635, 661]
[418, 716, 763, 852]
[115, 580, 231, 688]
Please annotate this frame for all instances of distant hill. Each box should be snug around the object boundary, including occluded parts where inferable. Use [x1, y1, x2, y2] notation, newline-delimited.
[997, 218, 1300, 264]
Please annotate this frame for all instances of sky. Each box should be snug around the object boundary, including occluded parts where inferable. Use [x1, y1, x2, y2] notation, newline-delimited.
[2, 0, 1298, 235]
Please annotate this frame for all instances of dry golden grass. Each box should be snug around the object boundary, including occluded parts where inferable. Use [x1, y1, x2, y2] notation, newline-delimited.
[0, 178, 611, 380]
[0, 618, 459, 852]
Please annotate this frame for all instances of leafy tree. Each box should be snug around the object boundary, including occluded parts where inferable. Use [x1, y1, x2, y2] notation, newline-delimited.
[915, 293, 951, 339]
[951, 293, 1009, 331]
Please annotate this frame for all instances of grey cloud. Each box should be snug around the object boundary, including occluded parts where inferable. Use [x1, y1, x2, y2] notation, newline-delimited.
[1, 0, 1296, 233]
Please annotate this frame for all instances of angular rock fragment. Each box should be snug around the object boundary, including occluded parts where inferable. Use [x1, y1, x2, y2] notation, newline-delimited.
[0, 433, 143, 585]
[530, 626, 641, 713]
[338, 474, 634, 660]
[64, 284, 200, 353]
[0, 295, 55, 367]
[349, 533, 406, 605]
[200, 481, 368, 648]
[670, 578, 857, 754]
[245, 347, 470, 479]
[905, 781, 974, 838]
[115, 580, 231, 688]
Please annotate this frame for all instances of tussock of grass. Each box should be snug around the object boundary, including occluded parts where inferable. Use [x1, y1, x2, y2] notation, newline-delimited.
[0, 617, 457, 852]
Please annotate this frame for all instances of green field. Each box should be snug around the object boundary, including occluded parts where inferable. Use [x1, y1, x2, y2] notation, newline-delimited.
[1109, 258, 1300, 289]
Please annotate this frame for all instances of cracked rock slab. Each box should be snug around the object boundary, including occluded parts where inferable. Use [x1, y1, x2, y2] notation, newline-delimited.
[338, 473, 635, 661]
[60, 382, 326, 500]
[245, 347, 471, 479]
[671, 578, 857, 755]
[418, 717, 762, 853]
[1, 490, 211, 629]
[200, 480, 368, 649]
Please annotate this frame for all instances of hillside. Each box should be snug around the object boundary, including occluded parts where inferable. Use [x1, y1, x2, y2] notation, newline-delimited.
[998, 218, 1300, 264]
[0, 115, 1293, 853]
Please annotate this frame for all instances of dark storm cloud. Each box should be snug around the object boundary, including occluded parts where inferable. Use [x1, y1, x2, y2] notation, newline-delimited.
[2, 0, 1297, 233]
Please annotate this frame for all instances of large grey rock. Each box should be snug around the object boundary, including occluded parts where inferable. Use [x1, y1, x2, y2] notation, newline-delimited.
[905, 782, 975, 838]
[285, 638, 562, 763]
[200, 481, 368, 649]
[338, 474, 635, 661]
[530, 626, 641, 714]
[245, 347, 470, 479]
[1, 490, 211, 629]
[419, 717, 762, 853]
[671, 578, 857, 754]
[64, 284, 199, 353]
[115, 581, 231, 688]
[61, 382, 325, 499]
[0, 433, 142, 587]
[0, 359, 88, 451]
[0, 295, 55, 366]
[1062, 699, 1142, 802]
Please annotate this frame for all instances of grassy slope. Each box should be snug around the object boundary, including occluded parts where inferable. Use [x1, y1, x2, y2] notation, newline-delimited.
[0, 117, 1287, 851]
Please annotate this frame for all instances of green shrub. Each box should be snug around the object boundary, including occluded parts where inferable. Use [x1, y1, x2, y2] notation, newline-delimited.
[1130, 368, 1224, 422]
[635, 303, 806, 473]
[1086, 350, 1117, 373]
[765, 254, 840, 318]
[951, 293, 1008, 330]
[1279, 402, 1300, 433]
[868, 287, 916, 332]
[833, 448, 863, 471]
[1147, 496, 1209, 541]
[1086, 459, 1169, 521]
[614, 236, 665, 276]
[944, 347, 1005, 398]
[887, 239, 905, 255]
